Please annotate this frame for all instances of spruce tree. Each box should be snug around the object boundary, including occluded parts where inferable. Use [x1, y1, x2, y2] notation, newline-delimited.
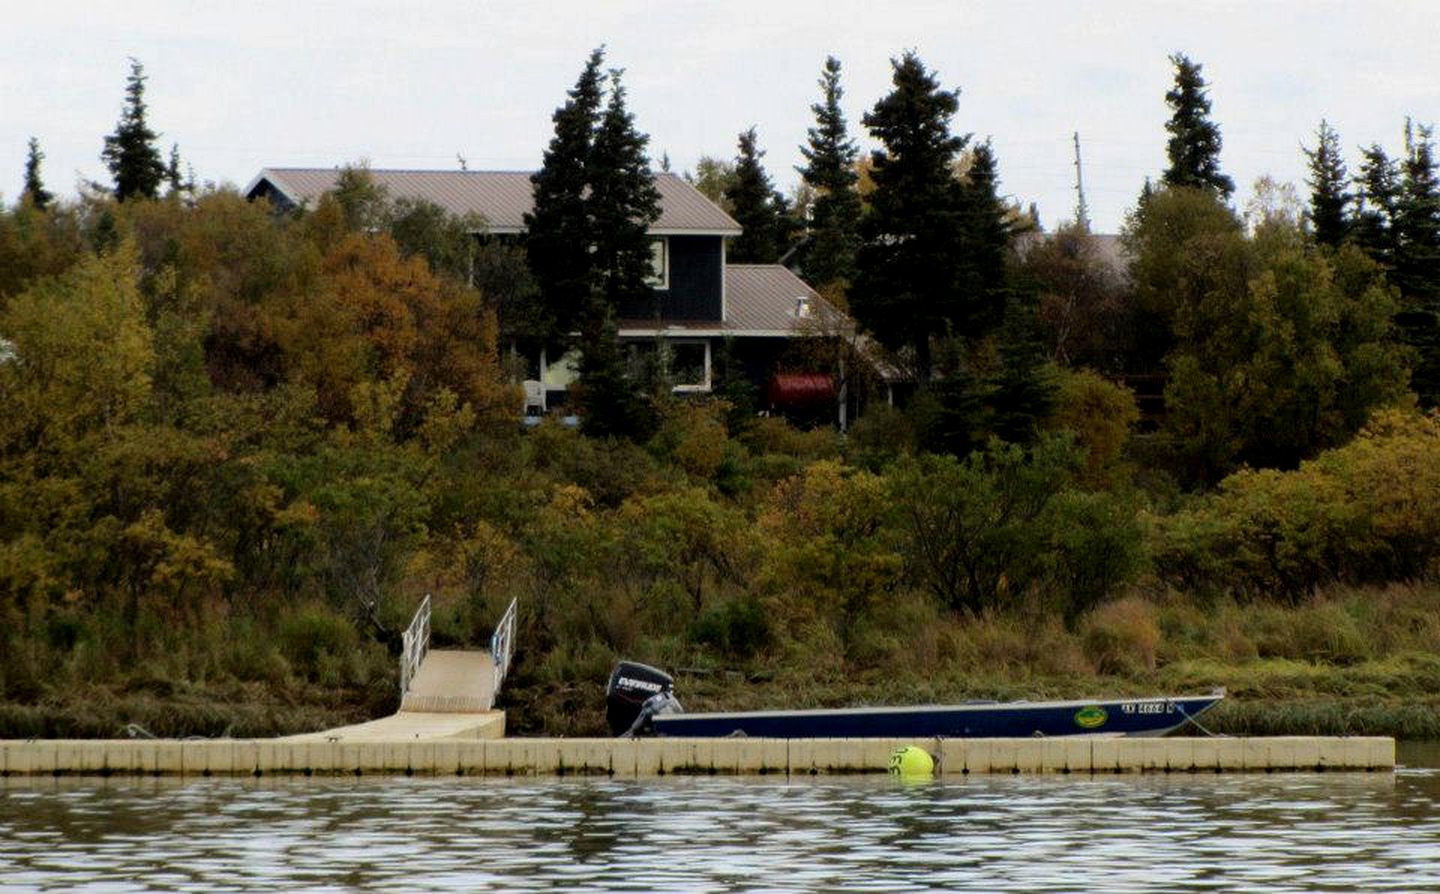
[853, 51, 970, 385]
[576, 68, 661, 438]
[987, 296, 1056, 446]
[525, 48, 606, 341]
[1161, 53, 1234, 199]
[1303, 120, 1352, 248]
[1394, 122, 1440, 407]
[102, 58, 167, 202]
[1395, 122, 1440, 301]
[798, 56, 861, 289]
[725, 127, 782, 263]
[1354, 144, 1401, 271]
[588, 70, 661, 312]
[958, 141, 1012, 332]
[21, 137, 52, 210]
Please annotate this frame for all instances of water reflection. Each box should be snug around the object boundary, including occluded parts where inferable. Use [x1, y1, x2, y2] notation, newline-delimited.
[2, 769, 1435, 892]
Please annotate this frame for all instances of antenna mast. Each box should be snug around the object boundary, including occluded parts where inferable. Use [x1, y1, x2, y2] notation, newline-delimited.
[1073, 131, 1091, 231]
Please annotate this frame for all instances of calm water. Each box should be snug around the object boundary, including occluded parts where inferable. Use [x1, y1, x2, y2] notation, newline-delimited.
[2, 749, 1439, 891]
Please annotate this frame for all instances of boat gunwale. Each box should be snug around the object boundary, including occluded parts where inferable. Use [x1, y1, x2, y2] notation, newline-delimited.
[651, 693, 1223, 725]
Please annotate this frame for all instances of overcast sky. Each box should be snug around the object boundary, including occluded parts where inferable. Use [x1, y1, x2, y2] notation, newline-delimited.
[5, 1, 1438, 233]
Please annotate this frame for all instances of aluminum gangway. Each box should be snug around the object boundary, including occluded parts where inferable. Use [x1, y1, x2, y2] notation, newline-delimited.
[288, 596, 518, 742]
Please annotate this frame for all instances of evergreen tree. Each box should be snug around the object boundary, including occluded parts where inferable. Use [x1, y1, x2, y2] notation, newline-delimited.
[988, 297, 1056, 446]
[1160, 53, 1234, 198]
[574, 301, 648, 439]
[573, 67, 661, 438]
[725, 127, 782, 263]
[588, 70, 662, 313]
[524, 49, 663, 436]
[957, 141, 1012, 332]
[166, 144, 187, 198]
[1303, 120, 1351, 247]
[21, 137, 52, 210]
[798, 56, 861, 289]
[1394, 122, 1440, 407]
[1395, 122, 1440, 301]
[1354, 144, 1401, 271]
[853, 52, 970, 385]
[102, 58, 167, 202]
[525, 48, 606, 341]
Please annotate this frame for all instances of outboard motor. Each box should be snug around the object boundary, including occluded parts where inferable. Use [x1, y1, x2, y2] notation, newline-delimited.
[606, 661, 681, 736]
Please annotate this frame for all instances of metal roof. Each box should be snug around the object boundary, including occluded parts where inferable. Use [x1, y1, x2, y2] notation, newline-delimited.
[618, 265, 850, 338]
[247, 168, 741, 235]
[724, 264, 844, 335]
[1013, 231, 1130, 281]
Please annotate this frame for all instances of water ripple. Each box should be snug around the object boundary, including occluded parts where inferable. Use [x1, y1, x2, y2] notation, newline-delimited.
[2, 770, 1437, 891]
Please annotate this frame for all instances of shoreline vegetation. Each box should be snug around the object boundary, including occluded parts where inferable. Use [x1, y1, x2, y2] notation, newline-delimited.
[6, 53, 1440, 742]
[6, 583, 1440, 740]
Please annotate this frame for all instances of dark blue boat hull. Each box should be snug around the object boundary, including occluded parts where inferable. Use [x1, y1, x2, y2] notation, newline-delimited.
[649, 694, 1222, 739]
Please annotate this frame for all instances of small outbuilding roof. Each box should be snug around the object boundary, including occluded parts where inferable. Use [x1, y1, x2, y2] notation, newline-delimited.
[246, 168, 742, 236]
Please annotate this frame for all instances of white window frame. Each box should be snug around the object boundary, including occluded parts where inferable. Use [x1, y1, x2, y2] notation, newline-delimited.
[646, 237, 670, 289]
[666, 338, 711, 393]
[623, 337, 711, 393]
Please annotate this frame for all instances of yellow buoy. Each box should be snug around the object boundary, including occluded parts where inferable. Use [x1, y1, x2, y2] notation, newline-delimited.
[888, 745, 935, 778]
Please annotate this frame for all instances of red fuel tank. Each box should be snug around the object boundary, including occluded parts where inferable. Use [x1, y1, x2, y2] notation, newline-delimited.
[767, 373, 835, 410]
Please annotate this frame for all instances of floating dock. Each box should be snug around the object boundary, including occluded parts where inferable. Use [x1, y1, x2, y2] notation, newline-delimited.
[0, 735, 1394, 777]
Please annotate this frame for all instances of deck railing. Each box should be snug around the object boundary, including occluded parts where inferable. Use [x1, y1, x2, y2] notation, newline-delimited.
[491, 597, 519, 697]
[399, 593, 432, 697]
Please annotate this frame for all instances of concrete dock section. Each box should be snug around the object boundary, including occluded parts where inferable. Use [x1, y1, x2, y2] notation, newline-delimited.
[0, 735, 1395, 778]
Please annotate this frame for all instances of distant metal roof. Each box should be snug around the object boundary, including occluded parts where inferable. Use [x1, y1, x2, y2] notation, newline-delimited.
[246, 167, 741, 236]
[1013, 231, 1130, 280]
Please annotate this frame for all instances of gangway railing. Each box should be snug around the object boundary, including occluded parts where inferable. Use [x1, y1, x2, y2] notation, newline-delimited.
[491, 598, 518, 697]
[399, 594, 432, 697]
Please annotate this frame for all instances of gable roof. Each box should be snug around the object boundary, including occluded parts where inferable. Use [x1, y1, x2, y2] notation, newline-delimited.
[617, 264, 849, 338]
[725, 265, 848, 335]
[246, 168, 742, 236]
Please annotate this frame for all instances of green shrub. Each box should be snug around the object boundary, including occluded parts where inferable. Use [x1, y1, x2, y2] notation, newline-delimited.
[886, 435, 1082, 614]
[690, 598, 772, 658]
[275, 604, 360, 681]
[1152, 409, 1440, 602]
[1041, 489, 1147, 624]
[742, 416, 840, 460]
[844, 403, 916, 471]
[1043, 368, 1139, 488]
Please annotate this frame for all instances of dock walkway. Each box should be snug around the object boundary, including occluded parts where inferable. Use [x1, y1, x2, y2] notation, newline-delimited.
[0, 735, 1396, 777]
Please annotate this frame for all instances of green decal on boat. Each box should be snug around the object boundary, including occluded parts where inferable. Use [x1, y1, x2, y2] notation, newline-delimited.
[1074, 705, 1108, 729]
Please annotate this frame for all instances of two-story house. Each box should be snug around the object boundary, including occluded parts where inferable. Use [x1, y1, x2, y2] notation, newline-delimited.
[246, 167, 852, 424]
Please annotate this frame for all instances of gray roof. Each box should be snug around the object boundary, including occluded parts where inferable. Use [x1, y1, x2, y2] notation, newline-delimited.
[246, 167, 741, 236]
[725, 265, 848, 335]
[618, 265, 849, 337]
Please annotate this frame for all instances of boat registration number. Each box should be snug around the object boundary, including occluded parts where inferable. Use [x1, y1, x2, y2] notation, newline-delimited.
[1120, 701, 1175, 715]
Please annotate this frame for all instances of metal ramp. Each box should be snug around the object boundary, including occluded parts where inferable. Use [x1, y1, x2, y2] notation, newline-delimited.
[399, 650, 495, 713]
[288, 596, 517, 742]
[397, 594, 518, 713]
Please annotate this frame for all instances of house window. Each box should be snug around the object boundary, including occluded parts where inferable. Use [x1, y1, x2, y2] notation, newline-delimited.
[669, 342, 708, 391]
[624, 339, 711, 392]
[646, 238, 669, 289]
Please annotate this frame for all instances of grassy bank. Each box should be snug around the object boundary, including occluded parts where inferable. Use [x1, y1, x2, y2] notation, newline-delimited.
[0, 603, 399, 739]
[5, 584, 1439, 741]
[499, 583, 1440, 740]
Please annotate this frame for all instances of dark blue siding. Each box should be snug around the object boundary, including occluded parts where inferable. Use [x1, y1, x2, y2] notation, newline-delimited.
[616, 235, 723, 322]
